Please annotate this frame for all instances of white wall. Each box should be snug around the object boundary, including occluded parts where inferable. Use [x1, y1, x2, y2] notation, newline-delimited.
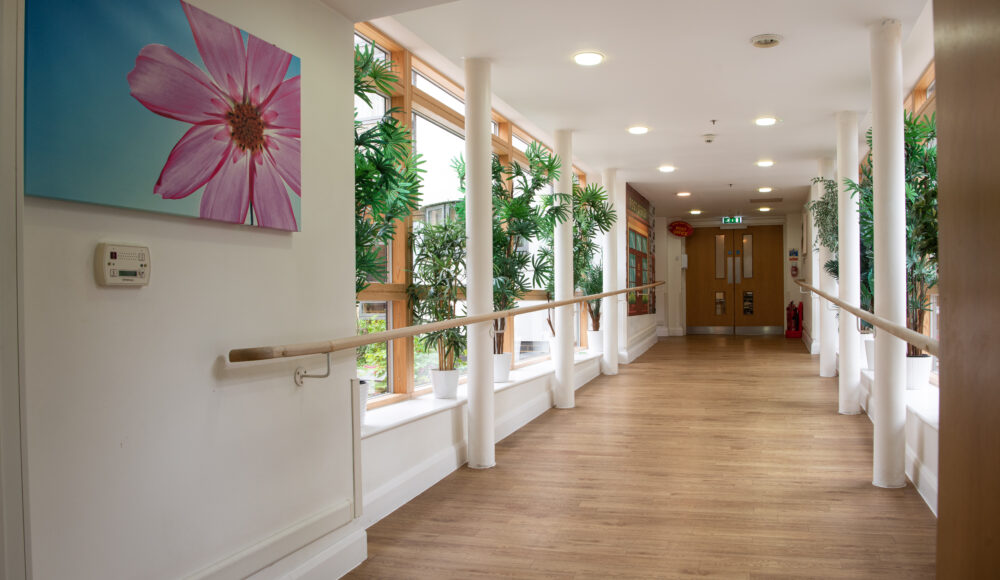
[655, 217, 686, 337]
[783, 211, 804, 333]
[801, 188, 821, 353]
[16, 1, 358, 578]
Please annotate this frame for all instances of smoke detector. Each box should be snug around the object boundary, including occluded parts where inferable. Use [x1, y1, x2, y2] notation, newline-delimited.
[750, 34, 783, 48]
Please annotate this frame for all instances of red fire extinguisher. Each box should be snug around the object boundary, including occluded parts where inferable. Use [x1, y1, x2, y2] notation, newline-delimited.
[786, 301, 803, 338]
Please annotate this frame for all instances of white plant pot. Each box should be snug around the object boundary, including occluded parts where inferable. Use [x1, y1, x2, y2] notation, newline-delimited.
[906, 355, 933, 390]
[430, 369, 459, 399]
[587, 330, 603, 354]
[493, 352, 513, 383]
[863, 335, 875, 370]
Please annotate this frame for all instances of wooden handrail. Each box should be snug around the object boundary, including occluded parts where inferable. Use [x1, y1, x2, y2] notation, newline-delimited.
[229, 281, 665, 363]
[794, 279, 939, 357]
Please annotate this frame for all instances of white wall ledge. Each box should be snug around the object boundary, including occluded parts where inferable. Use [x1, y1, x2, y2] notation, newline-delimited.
[362, 351, 602, 439]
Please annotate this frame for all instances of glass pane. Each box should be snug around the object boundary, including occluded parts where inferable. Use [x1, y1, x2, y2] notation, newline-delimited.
[413, 70, 464, 115]
[742, 234, 754, 278]
[491, 121, 499, 136]
[364, 240, 391, 284]
[715, 234, 726, 279]
[354, 92, 387, 126]
[413, 114, 465, 208]
[512, 134, 530, 153]
[357, 301, 392, 397]
[514, 300, 556, 363]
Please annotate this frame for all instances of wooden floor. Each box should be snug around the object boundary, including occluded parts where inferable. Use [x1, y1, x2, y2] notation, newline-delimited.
[348, 336, 936, 579]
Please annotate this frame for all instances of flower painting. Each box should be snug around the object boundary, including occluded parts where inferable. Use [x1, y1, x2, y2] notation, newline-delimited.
[25, 0, 302, 231]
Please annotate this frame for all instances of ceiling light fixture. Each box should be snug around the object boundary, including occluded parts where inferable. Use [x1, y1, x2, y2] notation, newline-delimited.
[690, 209, 702, 215]
[676, 192, 691, 197]
[755, 116, 778, 126]
[758, 187, 773, 193]
[750, 34, 783, 48]
[756, 160, 775, 167]
[573, 51, 605, 66]
[759, 207, 772, 212]
[628, 125, 649, 135]
[658, 165, 676, 173]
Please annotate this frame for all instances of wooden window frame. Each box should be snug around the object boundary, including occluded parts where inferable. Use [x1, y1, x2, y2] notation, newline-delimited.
[355, 22, 579, 410]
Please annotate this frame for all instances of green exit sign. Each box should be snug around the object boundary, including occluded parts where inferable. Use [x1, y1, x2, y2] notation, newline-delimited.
[722, 216, 743, 224]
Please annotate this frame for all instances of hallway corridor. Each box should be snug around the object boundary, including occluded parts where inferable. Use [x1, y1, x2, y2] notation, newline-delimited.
[349, 337, 936, 578]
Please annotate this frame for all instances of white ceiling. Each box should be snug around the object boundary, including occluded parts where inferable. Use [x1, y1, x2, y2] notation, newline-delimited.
[374, 0, 933, 219]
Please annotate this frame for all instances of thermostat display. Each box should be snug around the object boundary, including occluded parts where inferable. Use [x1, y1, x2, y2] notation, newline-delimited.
[95, 243, 150, 287]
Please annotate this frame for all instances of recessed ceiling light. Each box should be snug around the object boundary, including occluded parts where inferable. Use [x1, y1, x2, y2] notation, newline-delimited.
[758, 187, 773, 193]
[759, 207, 772, 212]
[573, 51, 605, 66]
[628, 125, 649, 135]
[755, 116, 778, 126]
[690, 209, 702, 215]
[658, 165, 676, 173]
[756, 160, 775, 167]
[676, 191, 691, 197]
[751, 34, 783, 48]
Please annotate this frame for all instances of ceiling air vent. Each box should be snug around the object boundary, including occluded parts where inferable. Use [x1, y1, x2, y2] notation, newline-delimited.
[750, 34, 783, 48]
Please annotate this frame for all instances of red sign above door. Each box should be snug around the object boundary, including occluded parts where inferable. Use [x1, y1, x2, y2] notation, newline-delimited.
[668, 221, 694, 237]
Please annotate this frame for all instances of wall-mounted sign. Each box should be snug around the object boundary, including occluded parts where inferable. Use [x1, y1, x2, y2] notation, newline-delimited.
[667, 221, 694, 237]
[722, 216, 743, 225]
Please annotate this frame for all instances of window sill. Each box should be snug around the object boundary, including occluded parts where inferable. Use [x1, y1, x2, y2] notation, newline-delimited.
[860, 369, 939, 429]
[361, 350, 602, 440]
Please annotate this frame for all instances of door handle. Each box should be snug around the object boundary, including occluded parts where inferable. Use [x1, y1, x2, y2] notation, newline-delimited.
[735, 257, 742, 284]
[727, 257, 733, 284]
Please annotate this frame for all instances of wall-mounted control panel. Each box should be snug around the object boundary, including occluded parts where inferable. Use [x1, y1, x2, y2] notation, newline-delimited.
[95, 243, 150, 287]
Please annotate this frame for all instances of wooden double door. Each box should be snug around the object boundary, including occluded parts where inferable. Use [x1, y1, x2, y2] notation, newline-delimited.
[686, 225, 784, 334]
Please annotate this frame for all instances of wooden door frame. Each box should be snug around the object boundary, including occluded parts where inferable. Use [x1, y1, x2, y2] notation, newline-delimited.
[1, 0, 29, 576]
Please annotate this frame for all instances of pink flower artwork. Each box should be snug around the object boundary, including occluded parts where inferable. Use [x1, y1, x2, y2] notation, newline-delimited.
[127, 1, 301, 231]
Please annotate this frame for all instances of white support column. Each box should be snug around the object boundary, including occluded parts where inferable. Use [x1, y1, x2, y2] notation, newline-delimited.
[870, 19, 907, 488]
[464, 58, 494, 468]
[601, 168, 619, 375]
[553, 129, 575, 409]
[837, 111, 862, 415]
[818, 158, 839, 378]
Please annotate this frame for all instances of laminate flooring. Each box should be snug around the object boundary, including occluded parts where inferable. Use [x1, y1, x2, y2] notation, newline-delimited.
[348, 336, 936, 579]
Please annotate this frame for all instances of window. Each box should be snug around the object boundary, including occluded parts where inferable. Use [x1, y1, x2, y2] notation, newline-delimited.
[357, 301, 392, 397]
[353, 22, 597, 410]
[628, 228, 650, 315]
[514, 300, 554, 363]
[413, 70, 464, 116]
[413, 113, 465, 208]
[512, 134, 530, 153]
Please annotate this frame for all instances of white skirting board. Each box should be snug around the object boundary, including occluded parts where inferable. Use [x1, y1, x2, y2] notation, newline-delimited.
[621, 327, 657, 363]
[802, 327, 819, 354]
[188, 501, 354, 580]
[656, 326, 686, 337]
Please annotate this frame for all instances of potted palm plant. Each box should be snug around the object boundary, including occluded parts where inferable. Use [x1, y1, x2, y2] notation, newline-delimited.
[452, 142, 561, 382]
[579, 262, 604, 353]
[408, 218, 467, 398]
[846, 112, 938, 387]
[353, 44, 423, 294]
[538, 181, 617, 343]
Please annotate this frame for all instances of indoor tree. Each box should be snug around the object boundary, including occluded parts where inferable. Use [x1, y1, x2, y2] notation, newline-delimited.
[579, 262, 604, 332]
[452, 142, 564, 355]
[846, 112, 938, 356]
[407, 217, 467, 376]
[537, 181, 617, 335]
[354, 44, 423, 294]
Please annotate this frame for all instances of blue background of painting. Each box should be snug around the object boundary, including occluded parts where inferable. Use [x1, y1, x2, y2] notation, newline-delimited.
[24, 0, 301, 229]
